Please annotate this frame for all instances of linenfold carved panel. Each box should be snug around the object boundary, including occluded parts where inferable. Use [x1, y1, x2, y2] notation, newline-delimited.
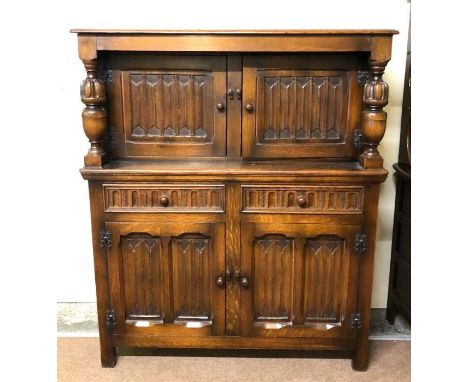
[124, 72, 213, 142]
[172, 236, 212, 321]
[104, 184, 225, 212]
[122, 236, 164, 321]
[303, 237, 344, 322]
[249, 230, 350, 329]
[242, 186, 363, 214]
[253, 237, 294, 323]
[257, 71, 348, 143]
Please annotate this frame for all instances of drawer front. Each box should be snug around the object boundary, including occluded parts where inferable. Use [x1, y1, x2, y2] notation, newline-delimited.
[242, 185, 363, 214]
[104, 184, 225, 212]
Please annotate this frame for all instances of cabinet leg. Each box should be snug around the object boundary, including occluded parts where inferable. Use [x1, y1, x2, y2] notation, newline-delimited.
[352, 340, 369, 371]
[100, 342, 117, 368]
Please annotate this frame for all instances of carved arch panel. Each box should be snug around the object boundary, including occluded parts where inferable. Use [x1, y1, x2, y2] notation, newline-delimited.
[242, 55, 362, 159]
[115, 55, 226, 157]
[105, 222, 225, 336]
[240, 223, 361, 339]
[122, 236, 164, 322]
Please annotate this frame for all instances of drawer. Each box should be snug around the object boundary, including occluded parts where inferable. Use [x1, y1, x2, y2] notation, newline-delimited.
[242, 185, 364, 214]
[104, 184, 225, 212]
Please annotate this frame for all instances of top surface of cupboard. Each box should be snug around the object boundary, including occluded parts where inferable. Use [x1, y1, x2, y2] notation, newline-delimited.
[71, 29, 398, 35]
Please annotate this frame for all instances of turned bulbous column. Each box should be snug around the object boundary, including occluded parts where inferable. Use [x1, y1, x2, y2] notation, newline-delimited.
[359, 61, 389, 169]
[81, 59, 107, 166]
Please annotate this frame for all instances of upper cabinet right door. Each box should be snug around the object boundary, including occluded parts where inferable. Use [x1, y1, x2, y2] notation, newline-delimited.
[242, 55, 363, 159]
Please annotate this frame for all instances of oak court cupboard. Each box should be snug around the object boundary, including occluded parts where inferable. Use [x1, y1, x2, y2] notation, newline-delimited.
[72, 29, 397, 371]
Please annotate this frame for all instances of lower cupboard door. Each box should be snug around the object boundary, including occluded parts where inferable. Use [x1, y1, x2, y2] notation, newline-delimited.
[105, 221, 225, 336]
[240, 222, 361, 339]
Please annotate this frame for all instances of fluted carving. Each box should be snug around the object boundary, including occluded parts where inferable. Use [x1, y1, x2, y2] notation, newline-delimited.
[260, 75, 345, 142]
[304, 237, 343, 322]
[254, 238, 293, 323]
[81, 59, 107, 166]
[359, 61, 389, 168]
[123, 237, 164, 321]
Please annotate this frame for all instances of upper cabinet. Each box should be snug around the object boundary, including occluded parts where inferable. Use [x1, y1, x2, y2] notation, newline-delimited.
[104, 53, 365, 160]
[106, 55, 227, 158]
[77, 30, 396, 169]
[242, 55, 363, 159]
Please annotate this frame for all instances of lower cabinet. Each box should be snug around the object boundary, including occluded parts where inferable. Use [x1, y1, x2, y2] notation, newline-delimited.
[240, 222, 361, 339]
[104, 219, 362, 341]
[105, 221, 226, 336]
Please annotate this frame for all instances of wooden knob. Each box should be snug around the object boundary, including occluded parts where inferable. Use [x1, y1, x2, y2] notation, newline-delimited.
[240, 276, 249, 288]
[297, 196, 307, 207]
[216, 275, 225, 287]
[216, 103, 225, 111]
[160, 195, 169, 206]
[245, 103, 254, 112]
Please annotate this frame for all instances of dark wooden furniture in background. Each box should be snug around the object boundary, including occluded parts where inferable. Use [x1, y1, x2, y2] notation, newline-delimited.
[387, 27, 410, 325]
[72, 29, 397, 371]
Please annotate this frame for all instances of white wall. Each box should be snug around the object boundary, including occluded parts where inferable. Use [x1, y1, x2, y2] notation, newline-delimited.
[20, 0, 408, 306]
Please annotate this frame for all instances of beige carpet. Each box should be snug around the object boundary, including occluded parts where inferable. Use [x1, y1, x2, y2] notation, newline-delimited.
[58, 338, 410, 382]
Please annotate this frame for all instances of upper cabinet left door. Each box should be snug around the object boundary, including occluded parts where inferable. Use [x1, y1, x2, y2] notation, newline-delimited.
[107, 55, 227, 158]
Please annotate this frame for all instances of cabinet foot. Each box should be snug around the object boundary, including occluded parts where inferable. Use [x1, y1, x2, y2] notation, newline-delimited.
[352, 349, 369, 371]
[100, 346, 117, 368]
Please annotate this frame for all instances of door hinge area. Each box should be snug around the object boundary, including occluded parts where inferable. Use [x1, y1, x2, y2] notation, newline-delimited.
[357, 70, 369, 86]
[354, 233, 368, 255]
[100, 231, 112, 248]
[353, 129, 364, 149]
[100, 69, 113, 85]
[105, 310, 117, 329]
[350, 313, 362, 329]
